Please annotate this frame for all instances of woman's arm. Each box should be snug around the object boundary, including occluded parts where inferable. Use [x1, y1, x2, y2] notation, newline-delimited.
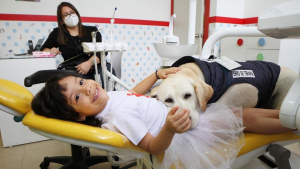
[41, 29, 60, 55]
[43, 47, 61, 56]
[129, 67, 181, 95]
[137, 107, 191, 155]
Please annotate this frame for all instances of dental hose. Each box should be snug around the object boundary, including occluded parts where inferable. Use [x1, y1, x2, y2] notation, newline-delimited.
[108, 52, 114, 91]
[92, 32, 100, 84]
[108, 7, 117, 91]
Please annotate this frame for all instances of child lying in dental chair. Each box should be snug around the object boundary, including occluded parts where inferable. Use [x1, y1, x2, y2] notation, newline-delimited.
[31, 68, 295, 169]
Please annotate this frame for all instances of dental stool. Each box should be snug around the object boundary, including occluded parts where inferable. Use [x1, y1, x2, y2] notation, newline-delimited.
[1, 75, 300, 169]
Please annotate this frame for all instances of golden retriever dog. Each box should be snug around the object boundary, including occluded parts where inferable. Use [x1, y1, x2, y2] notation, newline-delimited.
[151, 56, 298, 128]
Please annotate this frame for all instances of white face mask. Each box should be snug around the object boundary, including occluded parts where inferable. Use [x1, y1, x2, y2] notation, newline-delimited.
[64, 15, 79, 28]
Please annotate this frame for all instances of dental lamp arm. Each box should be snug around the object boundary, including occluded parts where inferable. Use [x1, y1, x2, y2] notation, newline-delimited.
[200, 27, 267, 60]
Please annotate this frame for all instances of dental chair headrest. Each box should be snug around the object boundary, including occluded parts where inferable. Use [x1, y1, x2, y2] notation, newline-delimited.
[24, 70, 79, 87]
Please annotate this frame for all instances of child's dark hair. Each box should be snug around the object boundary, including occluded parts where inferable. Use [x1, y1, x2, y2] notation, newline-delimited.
[31, 72, 101, 127]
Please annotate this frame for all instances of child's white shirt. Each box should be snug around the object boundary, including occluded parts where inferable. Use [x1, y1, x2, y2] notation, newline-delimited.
[95, 91, 168, 145]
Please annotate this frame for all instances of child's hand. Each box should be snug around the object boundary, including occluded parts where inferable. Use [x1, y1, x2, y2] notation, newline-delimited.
[157, 67, 181, 79]
[164, 106, 191, 134]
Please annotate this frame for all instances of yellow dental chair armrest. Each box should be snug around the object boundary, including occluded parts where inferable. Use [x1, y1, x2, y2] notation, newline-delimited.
[22, 111, 146, 153]
[238, 132, 300, 156]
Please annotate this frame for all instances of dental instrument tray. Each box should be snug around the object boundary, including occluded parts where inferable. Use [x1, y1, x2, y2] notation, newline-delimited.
[81, 42, 128, 52]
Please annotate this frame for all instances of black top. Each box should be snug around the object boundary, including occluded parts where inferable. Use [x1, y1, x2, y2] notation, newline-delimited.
[41, 26, 102, 61]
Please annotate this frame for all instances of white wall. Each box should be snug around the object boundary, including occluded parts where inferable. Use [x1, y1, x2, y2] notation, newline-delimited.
[209, 0, 289, 18]
[215, 0, 244, 18]
[209, 0, 217, 16]
[0, 0, 171, 21]
[278, 40, 300, 74]
[243, 0, 288, 18]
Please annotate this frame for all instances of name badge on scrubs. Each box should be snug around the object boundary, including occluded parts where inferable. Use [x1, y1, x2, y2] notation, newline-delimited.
[215, 56, 241, 70]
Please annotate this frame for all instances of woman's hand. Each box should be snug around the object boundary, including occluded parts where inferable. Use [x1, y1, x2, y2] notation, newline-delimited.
[76, 61, 91, 75]
[157, 67, 181, 79]
[163, 106, 191, 134]
[49, 47, 61, 56]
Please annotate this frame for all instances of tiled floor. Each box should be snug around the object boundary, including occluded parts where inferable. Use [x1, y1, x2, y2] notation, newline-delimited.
[0, 132, 300, 169]
[0, 133, 139, 169]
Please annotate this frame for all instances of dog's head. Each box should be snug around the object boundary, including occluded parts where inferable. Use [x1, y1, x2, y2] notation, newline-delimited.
[151, 68, 213, 128]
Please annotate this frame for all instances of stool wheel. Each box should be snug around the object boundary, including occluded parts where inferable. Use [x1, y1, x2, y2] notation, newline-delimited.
[40, 161, 50, 169]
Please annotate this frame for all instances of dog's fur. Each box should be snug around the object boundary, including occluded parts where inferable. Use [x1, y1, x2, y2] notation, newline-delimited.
[151, 62, 298, 128]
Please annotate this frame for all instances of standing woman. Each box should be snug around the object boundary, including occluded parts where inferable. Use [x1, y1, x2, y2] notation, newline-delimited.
[41, 2, 115, 85]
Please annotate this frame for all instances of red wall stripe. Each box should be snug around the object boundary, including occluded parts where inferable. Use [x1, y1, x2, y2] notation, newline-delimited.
[209, 16, 258, 25]
[203, 0, 211, 45]
[0, 14, 169, 26]
[243, 17, 258, 24]
[0, 14, 56, 22]
[171, 0, 174, 16]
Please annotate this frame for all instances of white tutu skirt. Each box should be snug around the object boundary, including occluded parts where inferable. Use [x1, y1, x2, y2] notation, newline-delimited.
[158, 103, 245, 169]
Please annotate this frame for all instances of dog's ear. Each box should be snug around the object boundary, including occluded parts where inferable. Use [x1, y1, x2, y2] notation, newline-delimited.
[192, 78, 213, 111]
[150, 86, 159, 99]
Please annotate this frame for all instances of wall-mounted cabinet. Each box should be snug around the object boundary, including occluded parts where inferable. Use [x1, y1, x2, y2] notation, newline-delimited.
[221, 37, 280, 63]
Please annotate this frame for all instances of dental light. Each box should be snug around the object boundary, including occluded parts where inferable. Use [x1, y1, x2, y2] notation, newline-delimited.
[257, 1, 300, 130]
[257, 1, 300, 39]
[82, 7, 130, 91]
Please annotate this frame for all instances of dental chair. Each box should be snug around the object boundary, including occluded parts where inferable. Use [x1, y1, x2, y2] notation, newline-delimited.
[1, 75, 300, 169]
[0, 54, 300, 169]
